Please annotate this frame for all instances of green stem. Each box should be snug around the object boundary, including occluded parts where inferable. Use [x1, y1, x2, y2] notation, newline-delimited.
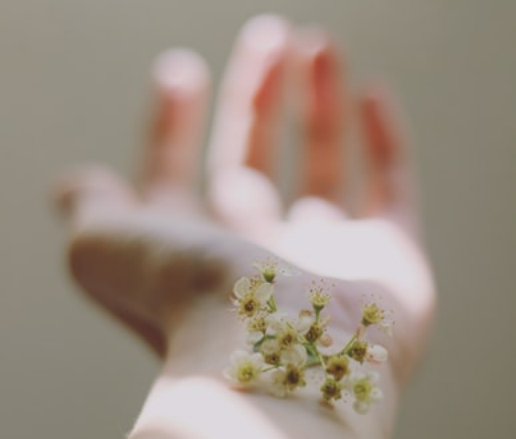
[305, 357, 321, 368]
[267, 295, 277, 313]
[304, 342, 328, 371]
[305, 343, 320, 368]
[339, 333, 357, 356]
[318, 349, 327, 370]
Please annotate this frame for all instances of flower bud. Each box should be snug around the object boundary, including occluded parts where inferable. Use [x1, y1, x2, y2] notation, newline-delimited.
[365, 344, 388, 364]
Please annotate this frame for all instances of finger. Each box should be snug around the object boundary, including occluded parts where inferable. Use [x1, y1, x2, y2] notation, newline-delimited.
[209, 166, 282, 237]
[294, 28, 346, 205]
[358, 87, 419, 231]
[209, 15, 289, 174]
[53, 166, 136, 227]
[142, 49, 209, 198]
[208, 15, 290, 231]
[286, 196, 347, 222]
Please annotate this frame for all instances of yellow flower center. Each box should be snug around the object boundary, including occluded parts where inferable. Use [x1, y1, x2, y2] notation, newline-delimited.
[362, 303, 384, 326]
[238, 364, 257, 383]
[326, 356, 349, 380]
[354, 380, 373, 401]
[349, 341, 368, 364]
[264, 353, 280, 365]
[321, 378, 342, 401]
[240, 296, 258, 317]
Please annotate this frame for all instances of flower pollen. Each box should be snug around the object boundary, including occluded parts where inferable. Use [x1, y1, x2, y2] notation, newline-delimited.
[321, 377, 343, 402]
[348, 340, 368, 364]
[326, 355, 350, 381]
[361, 302, 384, 326]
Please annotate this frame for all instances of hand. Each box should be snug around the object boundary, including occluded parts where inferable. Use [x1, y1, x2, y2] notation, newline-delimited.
[54, 15, 435, 439]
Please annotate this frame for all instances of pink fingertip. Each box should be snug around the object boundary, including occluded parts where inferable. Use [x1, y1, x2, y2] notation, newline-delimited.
[153, 49, 209, 94]
[240, 14, 290, 54]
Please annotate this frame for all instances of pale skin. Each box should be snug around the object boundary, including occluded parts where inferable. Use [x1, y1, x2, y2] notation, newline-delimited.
[54, 15, 436, 439]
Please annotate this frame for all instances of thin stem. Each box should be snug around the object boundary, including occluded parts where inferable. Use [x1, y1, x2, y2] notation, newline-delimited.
[318, 348, 327, 370]
[267, 295, 277, 313]
[305, 343, 320, 368]
[339, 333, 357, 356]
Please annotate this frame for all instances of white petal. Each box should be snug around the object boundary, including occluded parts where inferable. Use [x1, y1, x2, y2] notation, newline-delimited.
[249, 352, 265, 369]
[370, 388, 383, 402]
[255, 282, 273, 304]
[233, 277, 250, 298]
[296, 315, 313, 334]
[366, 344, 388, 364]
[270, 383, 287, 397]
[223, 366, 236, 381]
[247, 331, 264, 344]
[380, 322, 393, 337]
[230, 350, 251, 366]
[367, 371, 380, 384]
[267, 369, 288, 397]
[282, 344, 307, 366]
[260, 338, 280, 354]
[266, 312, 288, 333]
[353, 400, 370, 415]
[350, 371, 365, 382]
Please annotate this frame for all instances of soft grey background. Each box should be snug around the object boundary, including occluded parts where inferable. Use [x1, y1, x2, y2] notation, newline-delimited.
[1, 1, 515, 438]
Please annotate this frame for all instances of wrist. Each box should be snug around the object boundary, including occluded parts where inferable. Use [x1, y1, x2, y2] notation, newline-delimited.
[162, 292, 244, 377]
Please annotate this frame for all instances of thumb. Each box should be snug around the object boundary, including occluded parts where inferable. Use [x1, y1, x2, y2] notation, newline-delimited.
[52, 165, 136, 227]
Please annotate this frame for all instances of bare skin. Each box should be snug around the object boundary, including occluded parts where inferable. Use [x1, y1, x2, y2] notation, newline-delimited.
[54, 15, 436, 439]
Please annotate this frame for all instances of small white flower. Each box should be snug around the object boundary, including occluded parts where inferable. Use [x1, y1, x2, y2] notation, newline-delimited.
[365, 344, 388, 364]
[224, 350, 264, 386]
[253, 260, 300, 283]
[361, 301, 393, 336]
[346, 371, 383, 414]
[271, 322, 301, 350]
[233, 277, 274, 317]
[309, 289, 331, 309]
[234, 277, 274, 303]
[302, 316, 330, 345]
[253, 260, 278, 283]
[267, 313, 312, 339]
[266, 364, 306, 397]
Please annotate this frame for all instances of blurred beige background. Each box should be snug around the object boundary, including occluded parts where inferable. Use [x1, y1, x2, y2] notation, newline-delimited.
[1, 1, 515, 438]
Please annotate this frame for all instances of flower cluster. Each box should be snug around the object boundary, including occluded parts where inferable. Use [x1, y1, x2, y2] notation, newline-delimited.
[224, 260, 393, 414]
